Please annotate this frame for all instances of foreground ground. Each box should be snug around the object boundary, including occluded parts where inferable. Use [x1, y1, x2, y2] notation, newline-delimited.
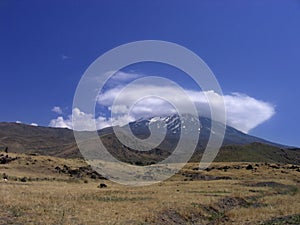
[0, 153, 300, 224]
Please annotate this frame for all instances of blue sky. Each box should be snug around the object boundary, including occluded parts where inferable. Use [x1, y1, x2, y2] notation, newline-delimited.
[1, 0, 300, 147]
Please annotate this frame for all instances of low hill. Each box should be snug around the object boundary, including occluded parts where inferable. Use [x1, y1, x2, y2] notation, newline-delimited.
[0, 122, 79, 158]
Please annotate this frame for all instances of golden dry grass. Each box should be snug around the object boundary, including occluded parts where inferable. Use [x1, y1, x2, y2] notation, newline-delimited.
[0, 153, 300, 224]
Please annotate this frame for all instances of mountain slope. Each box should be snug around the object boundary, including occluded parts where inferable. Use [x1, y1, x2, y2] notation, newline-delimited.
[0, 116, 299, 165]
[0, 122, 80, 158]
[127, 114, 286, 149]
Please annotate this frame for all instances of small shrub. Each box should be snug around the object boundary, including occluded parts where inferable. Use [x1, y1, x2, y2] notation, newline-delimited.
[20, 177, 27, 182]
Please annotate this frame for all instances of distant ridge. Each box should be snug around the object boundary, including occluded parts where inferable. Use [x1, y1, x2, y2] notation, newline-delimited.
[0, 116, 299, 165]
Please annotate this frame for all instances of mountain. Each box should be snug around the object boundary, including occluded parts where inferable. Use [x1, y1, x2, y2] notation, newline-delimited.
[0, 115, 299, 165]
[127, 114, 286, 150]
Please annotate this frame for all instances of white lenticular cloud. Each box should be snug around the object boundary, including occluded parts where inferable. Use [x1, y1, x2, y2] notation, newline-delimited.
[49, 84, 275, 133]
[224, 93, 275, 133]
[97, 84, 275, 133]
[52, 106, 63, 114]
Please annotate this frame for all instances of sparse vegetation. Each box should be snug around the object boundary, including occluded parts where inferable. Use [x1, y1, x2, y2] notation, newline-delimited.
[0, 152, 299, 224]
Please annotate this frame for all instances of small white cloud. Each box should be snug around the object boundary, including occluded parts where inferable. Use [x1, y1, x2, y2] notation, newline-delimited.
[110, 71, 142, 81]
[30, 123, 38, 127]
[15, 121, 22, 124]
[51, 106, 63, 114]
[94, 71, 143, 89]
[49, 116, 72, 129]
[61, 54, 69, 60]
[49, 108, 135, 131]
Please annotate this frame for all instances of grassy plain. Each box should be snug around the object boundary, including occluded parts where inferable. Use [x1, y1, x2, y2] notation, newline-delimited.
[0, 153, 300, 224]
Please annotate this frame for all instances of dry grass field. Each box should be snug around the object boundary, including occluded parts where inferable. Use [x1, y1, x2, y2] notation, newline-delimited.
[1, 153, 300, 224]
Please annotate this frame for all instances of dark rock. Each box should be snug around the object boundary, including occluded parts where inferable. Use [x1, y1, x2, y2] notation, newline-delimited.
[0, 155, 17, 164]
[246, 165, 253, 170]
[69, 169, 80, 176]
[189, 173, 232, 181]
[269, 164, 280, 169]
[217, 176, 232, 180]
[90, 174, 97, 179]
[99, 183, 107, 188]
[288, 165, 299, 170]
[63, 165, 70, 170]
[20, 177, 27, 182]
[249, 189, 260, 193]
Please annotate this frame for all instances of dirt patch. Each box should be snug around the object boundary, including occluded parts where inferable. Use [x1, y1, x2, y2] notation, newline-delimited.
[250, 181, 287, 188]
[54, 164, 106, 180]
[217, 197, 249, 211]
[249, 181, 298, 195]
[0, 209, 23, 225]
[152, 207, 226, 225]
[152, 197, 250, 224]
[261, 214, 300, 225]
[182, 172, 232, 181]
[154, 208, 190, 225]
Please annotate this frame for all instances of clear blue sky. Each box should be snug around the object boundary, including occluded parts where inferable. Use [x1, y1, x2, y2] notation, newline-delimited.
[0, 0, 299, 147]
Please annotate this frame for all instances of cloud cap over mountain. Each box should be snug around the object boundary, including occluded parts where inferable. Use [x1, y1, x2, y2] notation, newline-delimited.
[50, 75, 275, 133]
